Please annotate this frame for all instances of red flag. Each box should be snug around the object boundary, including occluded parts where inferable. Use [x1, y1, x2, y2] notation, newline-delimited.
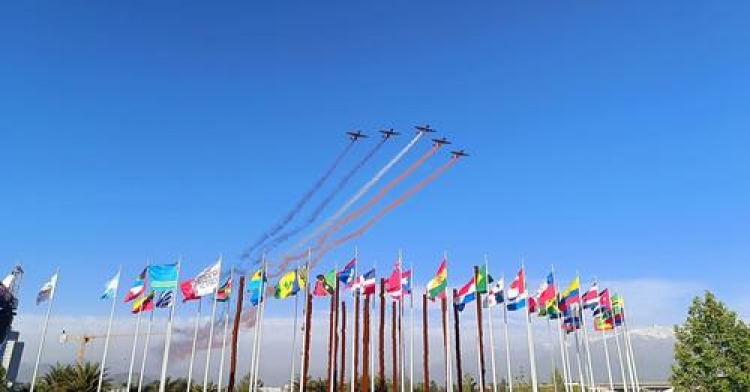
[180, 280, 200, 302]
[313, 278, 330, 297]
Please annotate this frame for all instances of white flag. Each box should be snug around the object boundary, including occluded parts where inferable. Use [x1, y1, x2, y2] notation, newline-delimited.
[193, 259, 221, 297]
[37, 273, 58, 305]
[2, 273, 14, 288]
[101, 272, 120, 300]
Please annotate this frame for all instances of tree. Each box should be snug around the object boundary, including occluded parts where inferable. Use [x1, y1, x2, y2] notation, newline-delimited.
[672, 291, 750, 390]
[38, 362, 109, 392]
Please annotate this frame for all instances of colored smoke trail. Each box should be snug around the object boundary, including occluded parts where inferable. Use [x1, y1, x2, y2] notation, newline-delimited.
[242, 140, 355, 260]
[310, 157, 459, 267]
[282, 131, 427, 263]
[256, 136, 389, 261]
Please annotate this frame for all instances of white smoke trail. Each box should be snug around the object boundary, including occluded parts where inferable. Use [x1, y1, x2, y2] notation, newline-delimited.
[284, 131, 426, 258]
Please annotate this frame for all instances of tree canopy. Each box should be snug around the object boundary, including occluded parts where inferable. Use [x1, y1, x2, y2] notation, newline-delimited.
[672, 291, 750, 390]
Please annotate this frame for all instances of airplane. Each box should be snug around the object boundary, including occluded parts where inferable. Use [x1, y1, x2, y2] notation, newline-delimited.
[414, 124, 436, 133]
[432, 137, 452, 146]
[451, 149, 469, 158]
[347, 130, 368, 141]
[380, 128, 400, 139]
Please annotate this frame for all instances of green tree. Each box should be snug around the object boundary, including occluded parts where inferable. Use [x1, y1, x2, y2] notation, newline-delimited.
[38, 362, 109, 392]
[672, 291, 750, 390]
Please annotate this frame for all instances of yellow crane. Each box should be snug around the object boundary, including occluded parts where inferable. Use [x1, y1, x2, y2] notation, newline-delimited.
[59, 329, 165, 363]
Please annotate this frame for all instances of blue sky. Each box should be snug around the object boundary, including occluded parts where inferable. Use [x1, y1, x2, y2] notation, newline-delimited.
[1, 1, 749, 325]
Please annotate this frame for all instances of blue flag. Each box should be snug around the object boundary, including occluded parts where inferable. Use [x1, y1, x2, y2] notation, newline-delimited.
[148, 264, 179, 291]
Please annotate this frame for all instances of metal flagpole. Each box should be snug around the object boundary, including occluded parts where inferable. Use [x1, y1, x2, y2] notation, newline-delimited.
[549, 266, 566, 392]
[251, 258, 268, 392]
[622, 325, 636, 392]
[602, 329, 615, 392]
[409, 266, 415, 392]
[581, 320, 597, 390]
[556, 318, 570, 392]
[350, 249, 358, 392]
[203, 256, 223, 391]
[218, 267, 234, 392]
[613, 328, 629, 392]
[474, 266, 487, 392]
[370, 277, 375, 392]
[138, 307, 156, 392]
[98, 266, 120, 392]
[127, 304, 144, 391]
[158, 260, 181, 392]
[545, 319, 557, 392]
[249, 258, 265, 392]
[572, 329, 585, 391]
[501, 274, 513, 392]
[484, 257, 497, 392]
[30, 268, 59, 392]
[187, 299, 203, 390]
[398, 251, 405, 392]
[299, 249, 312, 392]
[290, 267, 301, 392]
[623, 311, 641, 391]
[521, 263, 539, 392]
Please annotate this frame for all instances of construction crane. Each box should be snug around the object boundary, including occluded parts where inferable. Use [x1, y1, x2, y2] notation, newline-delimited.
[59, 329, 165, 363]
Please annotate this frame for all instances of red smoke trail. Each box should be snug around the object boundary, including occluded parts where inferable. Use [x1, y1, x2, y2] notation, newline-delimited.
[311, 157, 459, 267]
[279, 145, 440, 269]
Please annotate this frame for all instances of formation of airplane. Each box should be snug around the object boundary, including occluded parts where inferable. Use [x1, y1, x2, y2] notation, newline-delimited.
[347, 126, 468, 158]
[347, 130, 368, 141]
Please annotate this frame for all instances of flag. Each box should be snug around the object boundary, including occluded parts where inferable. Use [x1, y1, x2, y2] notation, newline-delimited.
[148, 263, 179, 291]
[386, 268, 412, 299]
[248, 268, 267, 306]
[475, 265, 489, 294]
[216, 276, 232, 302]
[351, 269, 376, 296]
[101, 271, 120, 300]
[2, 272, 15, 288]
[297, 267, 308, 291]
[560, 276, 581, 312]
[156, 290, 174, 308]
[611, 293, 625, 326]
[562, 304, 582, 333]
[193, 259, 221, 297]
[180, 280, 200, 302]
[484, 277, 504, 308]
[536, 273, 556, 310]
[594, 314, 614, 331]
[313, 277, 330, 297]
[124, 267, 147, 303]
[544, 293, 563, 319]
[582, 281, 599, 311]
[338, 258, 356, 285]
[275, 270, 299, 299]
[132, 291, 155, 314]
[454, 276, 476, 312]
[506, 268, 527, 311]
[427, 260, 448, 301]
[596, 289, 612, 316]
[37, 273, 58, 305]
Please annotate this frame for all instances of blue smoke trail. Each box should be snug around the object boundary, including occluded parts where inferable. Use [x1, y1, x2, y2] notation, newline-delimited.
[254, 137, 388, 261]
[242, 140, 355, 260]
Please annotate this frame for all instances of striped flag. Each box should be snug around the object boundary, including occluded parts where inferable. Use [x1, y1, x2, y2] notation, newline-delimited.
[101, 271, 120, 300]
[582, 281, 599, 311]
[124, 267, 147, 303]
[132, 291, 155, 314]
[350, 269, 376, 296]
[506, 268, 527, 311]
[155, 290, 174, 308]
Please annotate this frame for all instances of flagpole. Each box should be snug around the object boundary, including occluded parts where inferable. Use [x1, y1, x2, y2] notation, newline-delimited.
[443, 252, 453, 392]
[127, 303, 144, 391]
[138, 307, 156, 392]
[299, 249, 312, 392]
[580, 317, 596, 391]
[252, 258, 268, 392]
[378, 278, 386, 392]
[97, 266, 120, 392]
[613, 327, 628, 392]
[622, 324, 637, 392]
[561, 322, 573, 392]
[452, 289, 463, 392]
[545, 319, 557, 392]
[521, 262, 539, 392]
[474, 265, 487, 392]
[290, 267, 301, 392]
[203, 256, 222, 392]
[602, 329, 615, 392]
[350, 249, 358, 392]
[249, 259, 265, 392]
[218, 267, 232, 392]
[573, 329, 585, 391]
[622, 307, 641, 391]
[422, 293, 430, 392]
[391, 301, 398, 392]
[501, 274, 513, 392]
[187, 299, 203, 390]
[555, 318, 570, 392]
[158, 260, 181, 392]
[549, 265, 565, 392]
[484, 257, 497, 392]
[409, 266, 415, 392]
[369, 276, 375, 392]
[30, 267, 59, 392]
[228, 276, 246, 392]
[397, 251, 405, 392]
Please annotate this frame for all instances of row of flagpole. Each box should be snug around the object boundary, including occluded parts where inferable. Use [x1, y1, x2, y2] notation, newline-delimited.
[25, 250, 642, 392]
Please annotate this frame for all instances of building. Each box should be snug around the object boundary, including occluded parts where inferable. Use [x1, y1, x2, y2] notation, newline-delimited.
[0, 330, 24, 386]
